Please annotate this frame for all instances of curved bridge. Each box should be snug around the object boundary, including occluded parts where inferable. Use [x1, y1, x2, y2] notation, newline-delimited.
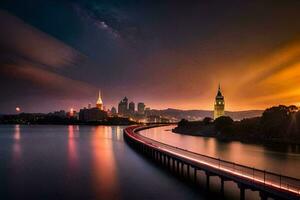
[124, 125, 300, 200]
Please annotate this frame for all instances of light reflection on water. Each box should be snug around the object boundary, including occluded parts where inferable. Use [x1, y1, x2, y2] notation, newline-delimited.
[140, 126, 300, 179]
[0, 125, 203, 200]
[12, 124, 21, 162]
[68, 125, 78, 171]
[91, 126, 119, 199]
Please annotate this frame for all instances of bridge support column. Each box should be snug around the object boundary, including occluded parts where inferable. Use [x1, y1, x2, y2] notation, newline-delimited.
[206, 173, 210, 190]
[166, 155, 168, 168]
[238, 184, 246, 200]
[193, 167, 197, 183]
[259, 191, 268, 200]
[187, 164, 190, 179]
[220, 178, 224, 197]
[172, 158, 175, 172]
[181, 163, 184, 177]
[165, 155, 168, 167]
[160, 152, 162, 164]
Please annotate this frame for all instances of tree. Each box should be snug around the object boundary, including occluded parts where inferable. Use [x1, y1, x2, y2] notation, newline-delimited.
[203, 117, 213, 125]
[214, 116, 234, 135]
[178, 119, 189, 127]
[260, 105, 295, 138]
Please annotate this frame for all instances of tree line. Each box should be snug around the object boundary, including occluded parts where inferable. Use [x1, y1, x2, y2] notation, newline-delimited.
[177, 105, 300, 143]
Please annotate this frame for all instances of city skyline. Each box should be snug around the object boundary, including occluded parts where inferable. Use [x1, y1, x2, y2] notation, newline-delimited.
[1, 2, 300, 200]
[1, 1, 300, 113]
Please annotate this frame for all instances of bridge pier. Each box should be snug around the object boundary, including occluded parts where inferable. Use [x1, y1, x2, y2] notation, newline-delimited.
[221, 178, 224, 196]
[172, 158, 175, 172]
[160, 152, 162, 164]
[193, 167, 197, 183]
[259, 191, 268, 200]
[220, 177, 230, 197]
[206, 172, 210, 190]
[187, 164, 190, 179]
[181, 162, 184, 177]
[238, 184, 246, 200]
[176, 159, 180, 175]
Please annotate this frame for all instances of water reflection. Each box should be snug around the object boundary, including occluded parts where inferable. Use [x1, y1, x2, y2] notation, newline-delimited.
[91, 126, 120, 199]
[14, 124, 21, 141]
[68, 125, 79, 169]
[140, 126, 300, 178]
[12, 125, 21, 161]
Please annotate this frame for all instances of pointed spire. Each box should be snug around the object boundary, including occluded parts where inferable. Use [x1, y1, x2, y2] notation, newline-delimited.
[96, 89, 103, 105]
[216, 83, 223, 97]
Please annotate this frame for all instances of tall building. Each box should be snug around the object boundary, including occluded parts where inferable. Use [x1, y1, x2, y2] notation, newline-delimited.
[137, 102, 145, 114]
[96, 90, 103, 110]
[214, 84, 225, 119]
[118, 97, 128, 115]
[79, 107, 107, 122]
[129, 102, 135, 115]
[79, 90, 108, 121]
[111, 107, 117, 115]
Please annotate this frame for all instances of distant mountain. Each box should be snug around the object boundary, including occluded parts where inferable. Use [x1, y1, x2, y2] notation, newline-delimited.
[148, 108, 263, 121]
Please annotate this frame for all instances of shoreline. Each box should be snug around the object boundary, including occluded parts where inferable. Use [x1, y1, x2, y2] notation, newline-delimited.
[172, 127, 300, 146]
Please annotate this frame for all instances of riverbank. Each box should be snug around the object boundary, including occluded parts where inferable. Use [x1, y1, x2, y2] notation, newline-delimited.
[172, 125, 300, 145]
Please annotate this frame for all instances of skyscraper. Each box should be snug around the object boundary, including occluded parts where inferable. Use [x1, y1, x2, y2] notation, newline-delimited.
[118, 97, 129, 115]
[96, 90, 103, 110]
[137, 102, 145, 114]
[129, 102, 135, 115]
[111, 107, 117, 115]
[214, 84, 225, 120]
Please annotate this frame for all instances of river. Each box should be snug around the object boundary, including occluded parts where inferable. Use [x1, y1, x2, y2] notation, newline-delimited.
[0, 125, 203, 200]
[1, 124, 299, 200]
[140, 125, 300, 179]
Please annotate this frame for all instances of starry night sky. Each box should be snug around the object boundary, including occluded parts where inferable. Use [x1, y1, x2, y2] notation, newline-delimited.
[1, 0, 300, 113]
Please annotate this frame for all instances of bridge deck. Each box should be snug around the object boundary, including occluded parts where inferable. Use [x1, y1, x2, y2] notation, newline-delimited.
[124, 125, 300, 200]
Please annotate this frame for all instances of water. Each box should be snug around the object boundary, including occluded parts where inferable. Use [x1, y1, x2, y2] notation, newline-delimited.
[139, 126, 300, 199]
[140, 125, 300, 179]
[2, 125, 299, 200]
[0, 125, 203, 200]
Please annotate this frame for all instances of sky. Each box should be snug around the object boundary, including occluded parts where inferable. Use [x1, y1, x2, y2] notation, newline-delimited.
[0, 0, 300, 113]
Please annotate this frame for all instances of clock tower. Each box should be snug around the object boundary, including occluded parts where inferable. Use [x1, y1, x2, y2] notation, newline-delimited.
[214, 84, 225, 120]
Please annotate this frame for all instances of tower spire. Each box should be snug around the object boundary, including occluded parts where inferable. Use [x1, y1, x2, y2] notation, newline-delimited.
[96, 89, 103, 110]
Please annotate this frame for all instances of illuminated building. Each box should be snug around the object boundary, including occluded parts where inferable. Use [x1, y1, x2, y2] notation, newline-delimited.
[129, 102, 135, 115]
[118, 97, 128, 116]
[79, 107, 107, 122]
[214, 84, 225, 120]
[96, 90, 103, 110]
[137, 102, 145, 114]
[111, 107, 117, 115]
[79, 90, 108, 121]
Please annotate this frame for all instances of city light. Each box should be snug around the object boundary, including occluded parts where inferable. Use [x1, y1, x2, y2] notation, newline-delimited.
[15, 107, 20, 112]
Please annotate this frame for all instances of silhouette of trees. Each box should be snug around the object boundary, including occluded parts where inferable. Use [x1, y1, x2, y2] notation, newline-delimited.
[178, 119, 189, 127]
[214, 116, 234, 135]
[260, 105, 298, 138]
[175, 105, 300, 143]
[203, 117, 213, 125]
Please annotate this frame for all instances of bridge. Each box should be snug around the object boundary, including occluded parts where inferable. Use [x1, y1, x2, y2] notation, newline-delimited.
[124, 125, 300, 200]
